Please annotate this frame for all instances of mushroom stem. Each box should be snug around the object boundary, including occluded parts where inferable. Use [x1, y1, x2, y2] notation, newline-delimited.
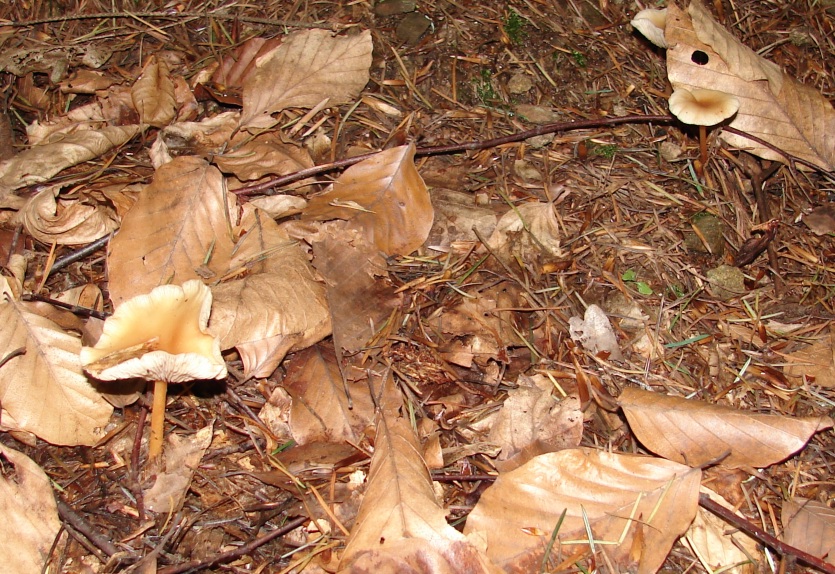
[697, 124, 708, 177]
[149, 379, 168, 459]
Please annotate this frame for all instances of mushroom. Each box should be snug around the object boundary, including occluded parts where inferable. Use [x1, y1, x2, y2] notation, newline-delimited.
[668, 87, 739, 176]
[631, 8, 667, 48]
[81, 280, 226, 460]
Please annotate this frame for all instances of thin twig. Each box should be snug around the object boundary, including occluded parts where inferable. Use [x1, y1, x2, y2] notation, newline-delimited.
[55, 496, 120, 558]
[7, 12, 351, 30]
[48, 233, 111, 276]
[233, 114, 678, 196]
[699, 494, 835, 574]
[155, 515, 308, 574]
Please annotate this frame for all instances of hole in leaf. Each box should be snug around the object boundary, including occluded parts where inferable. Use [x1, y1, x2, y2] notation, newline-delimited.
[691, 50, 709, 65]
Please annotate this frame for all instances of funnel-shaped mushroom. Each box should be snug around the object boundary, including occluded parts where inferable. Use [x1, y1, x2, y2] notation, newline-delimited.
[81, 280, 226, 459]
[668, 87, 739, 176]
[631, 8, 667, 48]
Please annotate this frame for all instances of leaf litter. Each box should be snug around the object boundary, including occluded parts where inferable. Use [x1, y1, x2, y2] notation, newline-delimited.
[0, 0, 834, 573]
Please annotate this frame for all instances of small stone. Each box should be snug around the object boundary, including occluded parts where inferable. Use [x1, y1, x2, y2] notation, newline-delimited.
[706, 265, 745, 300]
[514, 159, 541, 181]
[507, 73, 533, 94]
[396, 12, 431, 45]
[374, 0, 416, 17]
[658, 141, 683, 162]
[684, 213, 725, 255]
[515, 104, 559, 124]
[525, 134, 554, 149]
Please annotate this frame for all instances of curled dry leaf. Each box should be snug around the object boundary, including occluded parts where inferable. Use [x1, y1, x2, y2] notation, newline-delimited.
[782, 498, 835, 566]
[465, 448, 701, 574]
[0, 444, 61, 574]
[0, 124, 139, 197]
[664, 0, 835, 170]
[150, 111, 240, 167]
[107, 156, 237, 306]
[487, 200, 564, 272]
[339, 409, 497, 574]
[304, 143, 433, 256]
[144, 422, 214, 514]
[241, 29, 372, 130]
[686, 488, 760, 573]
[131, 54, 176, 128]
[22, 186, 119, 246]
[0, 278, 113, 446]
[486, 374, 583, 471]
[209, 206, 331, 378]
[619, 387, 834, 468]
[213, 132, 314, 181]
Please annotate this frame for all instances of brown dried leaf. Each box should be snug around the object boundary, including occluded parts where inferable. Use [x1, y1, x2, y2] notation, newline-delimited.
[686, 488, 760, 574]
[0, 444, 61, 574]
[151, 111, 240, 167]
[208, 207, 331, 378]
[241, 29, 372, 130]
[311, 224, 400, 354]
[0, 124, 139, 196]
[107, 156, 236, 306]
[131, 54, 176, 127]
[782, 498, 835, 565]
[144, 422, 214, 514]
[783, 331, 835, 388]
[665, 0, 835, 170]
[211, 36, 282, 89]
[339, 407, 496, 574]
[619, 387, 833, 467]
[282, 344, 375, 444]
[213, 133, 314, 181]
[487, 201, 564, 271]
[486, 374, 583, 471]
[0, 278, 113, 446]
[464, 448, 701, 574]
[21, 186, 119, 245]
[304, 143, 433, 256]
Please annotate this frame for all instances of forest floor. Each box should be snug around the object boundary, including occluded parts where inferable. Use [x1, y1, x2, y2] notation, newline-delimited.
[1, 0, 834, 572]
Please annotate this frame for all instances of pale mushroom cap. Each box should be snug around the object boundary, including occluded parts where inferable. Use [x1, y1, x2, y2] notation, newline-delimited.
[668, 87, 740, 126]
[81, 280, 226, 382]
[631, 8, 667, 48]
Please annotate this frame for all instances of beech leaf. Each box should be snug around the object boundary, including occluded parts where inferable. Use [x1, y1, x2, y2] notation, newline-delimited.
[464, 448, 701, 574]
[107, 156, 237, 306]
[208, 207, 331, 378]
[0, 280, 113, 446]
[213, 133, 314, 181]
[131, 54, 176, 127]
[619, 387, 833, 467]
[782, 498, 835, 566]
[665, 0, 835, 170]
[282, 344, 375, 444]
[22, 186, 119, 245]
[304, 143, 433, 256]
[339, 408, 496, 574]
[0, 124, 139, 196]
[241, 29, 372, 130]
[311, 223, 400, 354]
[0, 444, 61, 574]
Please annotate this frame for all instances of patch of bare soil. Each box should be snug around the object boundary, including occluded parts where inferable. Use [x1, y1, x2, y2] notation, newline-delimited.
[0, 0, 834, 572]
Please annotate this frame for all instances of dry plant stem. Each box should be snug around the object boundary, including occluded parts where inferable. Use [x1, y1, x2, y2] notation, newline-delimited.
[698, 494, 835, 574]
[149, 379, 168, 460]
[698, 124, 707, 177]
[751, 162, 784, 296]
[55, 497, 120, 558]
[155, 515, 308, 574]
[233, 114, 677, 196]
